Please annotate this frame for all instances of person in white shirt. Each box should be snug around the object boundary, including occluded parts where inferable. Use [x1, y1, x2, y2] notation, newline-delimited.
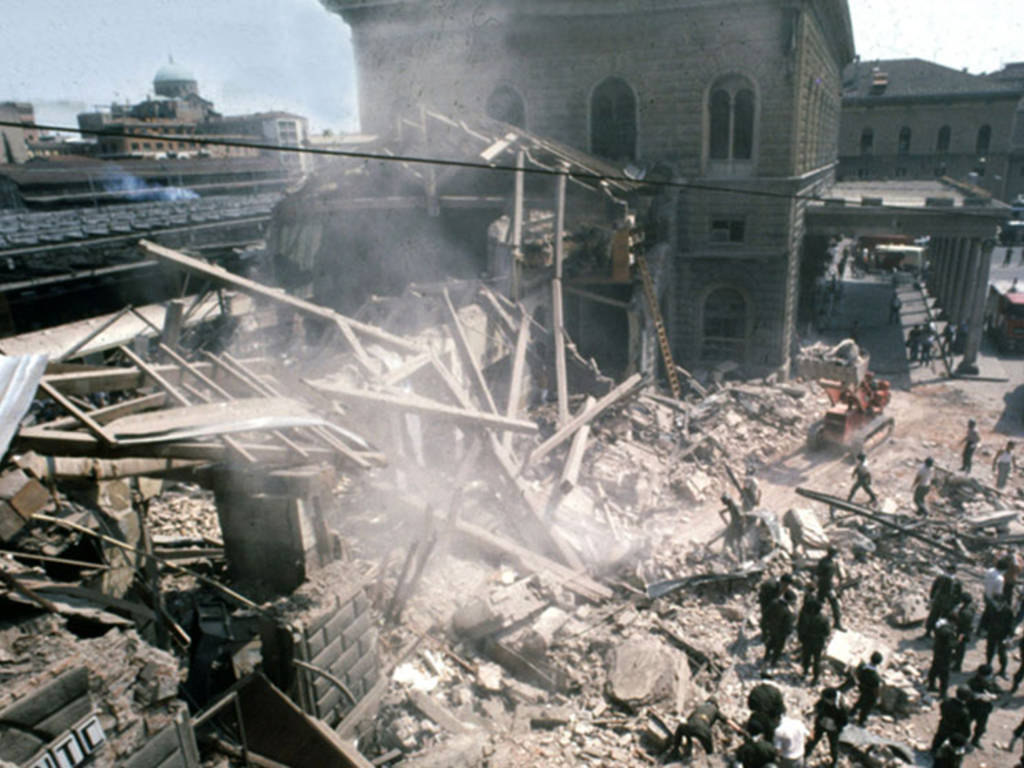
[993, 442, 1016, 490]
[773, 714, 809, 768]
[912, 457, 934, 516]
[980, 556, 1010, 636]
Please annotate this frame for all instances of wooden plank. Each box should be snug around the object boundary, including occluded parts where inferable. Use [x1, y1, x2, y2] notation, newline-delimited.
[41, 359, 268, 397]
[140, 240, 422, 354]
[502, 308, 530, 451]
[37, 380, 118, 446]
[552, 162, 570, 424]
[44, 392, 168, 431]
[559, 396, 594, 493]
[527, 372, 644, 465]
[442, 287, 498, 414]
[408, 690, 472, 734]
[306, 380, 538, 434]
[380, 353, 432, 387]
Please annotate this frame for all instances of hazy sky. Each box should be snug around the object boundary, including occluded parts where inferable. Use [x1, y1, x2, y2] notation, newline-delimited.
[1, 0, 1021, 134]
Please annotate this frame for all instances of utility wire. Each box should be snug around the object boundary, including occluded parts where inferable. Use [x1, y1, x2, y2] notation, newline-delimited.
[0, 119, 1011, 220]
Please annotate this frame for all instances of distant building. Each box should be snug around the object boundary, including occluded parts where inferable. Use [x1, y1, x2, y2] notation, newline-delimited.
[196, 111, 311, 172]
[0, 102, 35, 164]
[838, 58, 1024, 201]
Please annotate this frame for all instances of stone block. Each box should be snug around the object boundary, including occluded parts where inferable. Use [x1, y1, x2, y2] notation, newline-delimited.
[825, 630, 887, 671]
[605, 638, 691, 714]
[887, 594, 928, 627]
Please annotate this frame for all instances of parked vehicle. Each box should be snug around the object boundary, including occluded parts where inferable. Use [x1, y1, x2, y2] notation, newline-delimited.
[985, 281, 1024, 352]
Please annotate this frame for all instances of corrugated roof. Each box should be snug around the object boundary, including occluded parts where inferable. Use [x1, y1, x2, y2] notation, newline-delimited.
[843, 58, 1022, 101]
[0, 354, 46, 457]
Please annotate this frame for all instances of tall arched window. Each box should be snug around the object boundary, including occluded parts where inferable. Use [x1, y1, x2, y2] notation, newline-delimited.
[977, 124, 992, 155]
[708, 75, 756, 163]
[590, 77, 636, 161]
[860, 127, 873, 156]
[936, 125, 951, 153]
[486, 85, 525, 128]
[897, 126, 911, 155]
[701, 286, 749, 361]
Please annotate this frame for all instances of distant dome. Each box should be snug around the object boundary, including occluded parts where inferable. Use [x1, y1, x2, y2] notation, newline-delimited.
[154, 62, 196, 85]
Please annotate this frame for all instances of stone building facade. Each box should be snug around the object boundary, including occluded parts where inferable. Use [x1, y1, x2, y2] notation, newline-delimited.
[322, 0, 854, 374]
[838, 58, 1024, 202]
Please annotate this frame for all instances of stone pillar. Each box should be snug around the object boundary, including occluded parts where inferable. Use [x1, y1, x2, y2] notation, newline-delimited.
[940, 239, 956, 311]
[934, 239, 949, 308]
[928, 240, 944, 302]
[957, 240, 993, 374]
[952, 238, 976, 324]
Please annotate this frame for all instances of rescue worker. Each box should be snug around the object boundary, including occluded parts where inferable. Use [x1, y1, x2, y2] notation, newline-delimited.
[959, 419, 981, 474]
[758, 574, 792, 646]
[735, 719, 779, 768]
[718, 493, 746, 560]
[927, 616, 957, 699]
[847, 452, 878, 506]
[741, 467, 762, 512]
[816, 546, 844, 631]
[849, 651, 883, 726]
[930, 687, 973, 754]
[926, 563, 962, 638]
[952, 594, 975, 673]
[906, 324, 922, 362]
[797, 595, 830, 684]
[763, 588, 796, 669]
[981, 556, 1010, 634]
[912, 456, 935, 517]
[932, 732, 968, 768]
[965, 663, 1001, 748]
[805, 687, 848, 768]
[985, 596, 1014, 677]
[665, 698, 722, 760]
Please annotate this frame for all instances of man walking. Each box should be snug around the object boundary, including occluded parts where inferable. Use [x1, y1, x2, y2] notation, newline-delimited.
[912, 457, 935, 516]
[806, 687, 848, 768]
[959, 419, 981, 474]
[965, 664, 1001, 748]
[930, 687, 973, 754]
[847, 452, 878, 506]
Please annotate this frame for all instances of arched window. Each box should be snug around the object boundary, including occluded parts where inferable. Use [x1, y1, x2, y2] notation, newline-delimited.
[708, 75, 756, 162]
[860, 127, 873, 156]
[486, 85, 525, 128]
[897, 126, 911, 155]
[977, 124, 991, 155]
[701, 287, 749, 361]
[936, 125, 951, 153]
[590, 77, 636, 161]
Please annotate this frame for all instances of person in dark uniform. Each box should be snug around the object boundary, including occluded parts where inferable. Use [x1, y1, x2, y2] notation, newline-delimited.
[850, 651, 883, 726]
[797, 595, 831, 684]
[806, 687, 848, 767]
[1007, 712, 1024, 752]
[735, 718, 779, 768]
[928, 616, 958, 699]
[816, 546, 844, 631]
[666, 698, 722, 760]
[932, 732, 967, 768]
[930, 687, 973, 754]
[1009, 632, 1024, 693]
[965, 663, 1001, 748]
[986, 597, 1014, 677]
[747, 682, 786, 735]
[847, 452, 878, 506]
[952, 594, 975, 673]
[763, 588, 796, 669]
[959, 419, 981, 474]
[926, 563, 963, 638]
[719, 493, 746, 560]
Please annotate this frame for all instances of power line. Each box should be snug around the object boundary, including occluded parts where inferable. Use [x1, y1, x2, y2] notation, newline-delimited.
[0, 119, 1011, 220]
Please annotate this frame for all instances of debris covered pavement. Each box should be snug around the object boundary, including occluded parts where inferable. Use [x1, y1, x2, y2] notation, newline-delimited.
[1, 242, 1023, 768]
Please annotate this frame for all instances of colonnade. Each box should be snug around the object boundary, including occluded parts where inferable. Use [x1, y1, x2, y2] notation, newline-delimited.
[926, 235, 993, 374]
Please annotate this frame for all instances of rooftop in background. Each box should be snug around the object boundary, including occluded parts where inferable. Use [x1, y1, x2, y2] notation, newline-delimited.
[842, 58, 1024, 102]
[819, 179, 1010, 208]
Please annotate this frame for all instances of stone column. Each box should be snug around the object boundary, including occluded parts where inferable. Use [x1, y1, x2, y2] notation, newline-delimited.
[929, 240, 945, 302]
[957, 239, 993, 374]
[940, 239, 956, 311]
[952, 238, 977, 325]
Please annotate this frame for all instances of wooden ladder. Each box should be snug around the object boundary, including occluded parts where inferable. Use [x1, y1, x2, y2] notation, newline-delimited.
[635, 249, 682, 399]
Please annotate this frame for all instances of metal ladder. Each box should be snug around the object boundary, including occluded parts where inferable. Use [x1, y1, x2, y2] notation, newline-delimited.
[635, 249, 682, 399]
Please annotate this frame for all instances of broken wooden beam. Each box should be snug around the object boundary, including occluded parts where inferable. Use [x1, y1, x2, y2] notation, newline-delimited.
[559, 396, 595, 493]
[502, 308, 530, 451]
[442, 287, 499, 414]
[527, 372, 644, 464]
[552, 161, 570, 424]
[305, 380, 539, 434]
[36, 380, 119, 446]
[40, 358, 270, 397]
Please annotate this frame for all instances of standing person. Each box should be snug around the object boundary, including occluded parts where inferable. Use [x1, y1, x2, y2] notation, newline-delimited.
[952, 594, 975, 673]
[889, 292, 902, 324]
[763, 589, 796, 669]
[906, 324, 922, 363]
[942, 324, 955, 359]
[718, 493, 746, 560]
[797, 596, 831, 684]
[927, 616, 958, 699]
[742, 467, 762, 512]
[805, 687, 848, 768]
[994, 442, 1016, 490]
[850, 651, 883, 726]
[816, 546, 845, 631]
[773, 712, 809, 768]
[981, 556, 1009, 635]
[747, 682, 786, 735]
[1008, 712, 1024, 752]
[665, 698, 722, 760]
[959, 419, 981, 474]
[1010, 633, 1024, 693]
[930, 687, 973, 754]
[912, 457, 935, 517]
[985, 597, 1014, 677]
[926, 563, 963, 638]
[847, 452, 879, 506]
[932, 733, 968, 768]
[965, 664, 1001, 748]
[735, 719, 779, 768]
[920, 325, 934, 366]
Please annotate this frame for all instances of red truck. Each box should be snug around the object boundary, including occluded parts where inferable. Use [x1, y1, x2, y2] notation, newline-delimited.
[985, 282, 1024, 353]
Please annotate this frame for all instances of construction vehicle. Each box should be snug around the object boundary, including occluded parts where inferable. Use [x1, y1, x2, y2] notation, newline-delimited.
[985, 281, 1024, 353]
[798, 352, 894, 455]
